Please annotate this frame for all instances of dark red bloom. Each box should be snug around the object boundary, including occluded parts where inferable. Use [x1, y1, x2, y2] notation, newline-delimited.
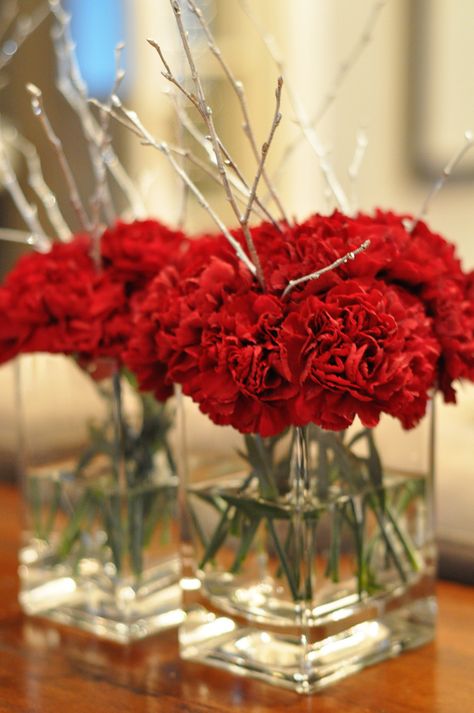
[421, 275, 474, 401]
[281, 279, 439, 430]
[127, 223, 444, 436]
[100, 219, 187, 289]
[0, 221, 187, 385]
[0, 236, 130, 364]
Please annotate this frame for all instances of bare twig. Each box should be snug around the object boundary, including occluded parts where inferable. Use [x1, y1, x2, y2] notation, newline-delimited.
[242, 77, 283, 227]
[0, 227, 48, 249]
[166, 143, 266, 218]
[94, 94, 257, 277]
[239, 0, 350, 214]
[89, 42, 126, 263]
[407, 130, 474, 233]
[185, 0, 289, 225]
[282, 239, 371, 299]
[247, 0, 387, 182]
[0, 2, 49, 73]
[49, 0, 146, 219]
[157, 1, 266, 286]
[6, 127, 71, 241]
[348, 128, 368, 213]
[26, 82, 92, 233]
[165, 90, 278, 226]
[0, 126, 51, 251]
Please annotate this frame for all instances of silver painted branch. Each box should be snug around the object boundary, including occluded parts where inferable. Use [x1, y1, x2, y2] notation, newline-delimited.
[239, 0, 350, 214]
[0, 2, 49, 73]
[186, 0, 289, 225]
[49, 0, 146, 219]
[164, 91, 271, 223]
[6, 128, 71, 241]
[242, 77, 283, 227]
[282, 239, 371, 299]
[93, 95, 257, 278]
[165, 0, 265, 286]
[407, 130, 474, 233]
[0, 127, 50, 251]
[26, 82, 92, 234]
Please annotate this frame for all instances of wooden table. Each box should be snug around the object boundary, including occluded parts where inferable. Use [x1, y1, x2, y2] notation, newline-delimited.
[0, 484, 473, 713]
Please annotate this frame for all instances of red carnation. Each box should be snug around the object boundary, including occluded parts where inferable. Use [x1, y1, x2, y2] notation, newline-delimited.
[100, 219, 187, 289]
[281, 279, 439, 430]
[127, 230, 442, 436]
[422, 275, 474, 401]
[0, 237, 136, 367]
[0, 221, 188, 386]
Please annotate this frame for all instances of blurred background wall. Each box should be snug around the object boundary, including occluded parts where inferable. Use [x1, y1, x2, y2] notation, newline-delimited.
[0, 0, 473, 555]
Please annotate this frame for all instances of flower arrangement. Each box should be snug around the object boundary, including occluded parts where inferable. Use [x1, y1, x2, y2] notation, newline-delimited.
[127, 209, 473, 437]
[0, 4, 190, 641]
[1, 0, 473, 687]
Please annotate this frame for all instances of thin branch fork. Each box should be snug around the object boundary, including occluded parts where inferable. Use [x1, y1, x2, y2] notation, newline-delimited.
[282, 239, 371, 299]
[165, 0, 266, 288]
[92, 95, 268, 224]
[26, 83, 92, 234]
[6, 128, 71, 241]
[164, 90, 275, 225]
[92, 94, 257, 278]
[0, 125, 51, 251]
[49, 1, 146, 219]
[407, 130, 474, 234]
[238, 0, 350, 214]
[167, 143, 268, 220]
[185, 0, 289, 225]
[242, 77, 283, 227]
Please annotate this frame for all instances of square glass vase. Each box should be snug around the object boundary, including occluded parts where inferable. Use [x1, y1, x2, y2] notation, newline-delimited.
[17, 354, 183, 643]
[178, 399, 436, 694]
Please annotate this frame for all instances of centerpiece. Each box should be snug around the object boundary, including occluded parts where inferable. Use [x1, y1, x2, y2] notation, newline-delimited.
[0, 220, 187, 642]
[127, 208, 474, 691]
[117, 0, 473, 691]
[0, 5, 187, 642]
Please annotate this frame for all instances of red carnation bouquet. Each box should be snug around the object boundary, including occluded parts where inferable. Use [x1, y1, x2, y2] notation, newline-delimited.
[126, 210, 474, 437]
[0, 220, 187, 384]
[97, 0, 474, 646]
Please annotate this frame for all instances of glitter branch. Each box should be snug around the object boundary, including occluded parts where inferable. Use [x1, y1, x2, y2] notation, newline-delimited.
[91, 95, 257, 278]
[185, 0, 289, 225]
[282, 240, 371, 299]
[6, 127, 71, 241]
[26, 82, 92, 234]
[407, 131, 474, 233]
[0, 125, 51, 251]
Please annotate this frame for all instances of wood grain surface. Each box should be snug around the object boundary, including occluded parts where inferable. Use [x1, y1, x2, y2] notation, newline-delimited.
[0, 484, 473, 713]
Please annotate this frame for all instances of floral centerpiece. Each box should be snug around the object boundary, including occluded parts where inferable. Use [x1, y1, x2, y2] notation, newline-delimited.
[98, 0, 473, 691]
[0, 3, 188, 641]
[0, 220, 187, 642]
[125, 208, 473, 691]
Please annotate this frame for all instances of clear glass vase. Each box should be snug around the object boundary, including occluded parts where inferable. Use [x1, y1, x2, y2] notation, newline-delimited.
[178, 398, 436, 693]
[17, 354, 183, 642]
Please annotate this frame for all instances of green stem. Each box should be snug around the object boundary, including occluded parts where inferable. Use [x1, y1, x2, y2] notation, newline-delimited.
[266, 517, 299, 601]
[230, 517, 261, 574]
[57, 490, 96, 560]
[367, 494, 407, 583]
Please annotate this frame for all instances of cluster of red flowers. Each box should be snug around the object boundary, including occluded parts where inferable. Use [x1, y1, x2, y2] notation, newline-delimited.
[125, 211, 474, 436]
[1, 210, 472, 435]
[0, 221, 187, 384]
